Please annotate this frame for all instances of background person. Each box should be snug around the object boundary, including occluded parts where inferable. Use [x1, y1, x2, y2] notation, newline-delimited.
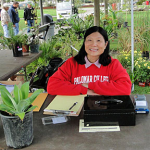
[24, 2, 37, 33]
[1, 3, 11, 38]
[47, 26, 132, 96]
[8, 1, 20, 35]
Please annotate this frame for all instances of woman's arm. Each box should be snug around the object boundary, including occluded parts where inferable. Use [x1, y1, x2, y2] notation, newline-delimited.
[47, 58, 87, 95]
[88, 59, 132, 95]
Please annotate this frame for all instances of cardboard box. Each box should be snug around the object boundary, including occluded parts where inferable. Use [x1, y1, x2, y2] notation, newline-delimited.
[84, 95, 136, 126]
[0, 81, 22, 103]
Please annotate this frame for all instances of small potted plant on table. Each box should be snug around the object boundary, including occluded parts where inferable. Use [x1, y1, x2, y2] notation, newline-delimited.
[27, 26, 40, 53]
[0, 23, 26, 57]
[0, 82, 43, 149]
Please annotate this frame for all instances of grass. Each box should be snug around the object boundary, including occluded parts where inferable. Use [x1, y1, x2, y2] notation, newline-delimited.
[132, 85, 150, 94]
[18, 9, 57, 18]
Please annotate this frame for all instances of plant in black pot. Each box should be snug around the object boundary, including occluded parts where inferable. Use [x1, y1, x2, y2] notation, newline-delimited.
[0, 82, 43, 149]
[0, 23, 26, 57]
[27, 26, 40, 53]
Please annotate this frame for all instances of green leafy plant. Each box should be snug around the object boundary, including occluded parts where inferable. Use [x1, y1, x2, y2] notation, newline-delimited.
[0, 82, 43, 120]
[0, 23, 27, 50]
[117, 50, 150, 84]
[134, 58, 150, 83]
[27, 25, 40, 45]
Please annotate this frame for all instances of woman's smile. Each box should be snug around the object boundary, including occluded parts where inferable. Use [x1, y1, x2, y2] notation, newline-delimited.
[85, 32, 108, 63]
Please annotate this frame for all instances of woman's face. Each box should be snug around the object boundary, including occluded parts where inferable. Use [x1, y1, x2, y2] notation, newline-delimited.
[84, 32, 108, 63]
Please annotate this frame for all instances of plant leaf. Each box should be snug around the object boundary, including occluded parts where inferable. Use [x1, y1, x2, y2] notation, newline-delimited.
[26, 105, 37, 112]
[14, 84, 22, 104]
[17, 100, 29, 113]
[0, 88, 14, 108]
[16, 112, 25, 121]
[1, 90, 17, 110]
[21, 82, 29, 99]
[0, 103, 16, 115]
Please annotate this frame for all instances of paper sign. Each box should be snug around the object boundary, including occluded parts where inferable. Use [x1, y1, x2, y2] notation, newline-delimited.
[79, 119, 120, 132]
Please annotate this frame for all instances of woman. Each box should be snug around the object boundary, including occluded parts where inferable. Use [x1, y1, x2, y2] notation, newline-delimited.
[47, 26, 132, 95]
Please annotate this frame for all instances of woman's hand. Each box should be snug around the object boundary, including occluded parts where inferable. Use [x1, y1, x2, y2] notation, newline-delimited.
[82, 83, 100, 95]
[87, 89, 100, 95]
[82, 83, 89, 88]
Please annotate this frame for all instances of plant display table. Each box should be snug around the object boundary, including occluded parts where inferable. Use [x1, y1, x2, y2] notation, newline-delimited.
[0, 94, 150, 150]
[0, 50, 42, 81]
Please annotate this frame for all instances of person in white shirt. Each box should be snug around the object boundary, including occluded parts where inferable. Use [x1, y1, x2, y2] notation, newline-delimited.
[1, 3, 11, 38]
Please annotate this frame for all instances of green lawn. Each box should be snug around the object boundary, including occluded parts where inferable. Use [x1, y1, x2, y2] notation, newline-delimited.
[132, 85, 150, 94]
[18, 9, 57, 18]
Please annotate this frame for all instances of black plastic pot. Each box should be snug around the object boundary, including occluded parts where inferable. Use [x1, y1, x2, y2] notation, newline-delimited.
[123, 22, 128, 28]
[12, 43, 23, 57]
[30, 44, 39, 53]
[142, 51, 149, 59]
[0, 111, 33, 149]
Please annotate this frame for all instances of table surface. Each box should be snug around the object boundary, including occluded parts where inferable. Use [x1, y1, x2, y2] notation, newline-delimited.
[0, 50, 42, 81]
[0, 95, 150, 150]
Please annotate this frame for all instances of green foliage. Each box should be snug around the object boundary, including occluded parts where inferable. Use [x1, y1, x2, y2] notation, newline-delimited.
[100, 8, 120, 38]
[0, 23, 28, 50]
[117, 50, 150, 83]
[0, 82, 43, 120]
[59, 14, 94, 33]
[26, 38, 62, 75]
[137, 0, 145, 5]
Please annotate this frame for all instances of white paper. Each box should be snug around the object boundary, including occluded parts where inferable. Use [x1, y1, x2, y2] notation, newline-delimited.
[136, 101, 146, 106]
[6, 86, 14, 93]
[18, 48, 22, 51]
[0, 85, 14, 97]
[52, 116, 67, 124]
[79, 119, 120, 132]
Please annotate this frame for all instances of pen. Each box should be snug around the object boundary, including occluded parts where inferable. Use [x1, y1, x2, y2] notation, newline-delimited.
[69, 102, 78, 110]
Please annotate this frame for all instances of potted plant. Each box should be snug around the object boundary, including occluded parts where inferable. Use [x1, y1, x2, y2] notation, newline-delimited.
[134, 59, 149, 87]
[27, 26, 40, 53]
[22, 34, 29, 53]
[0, 23, 25, 57]
[0, 82, 43, 148]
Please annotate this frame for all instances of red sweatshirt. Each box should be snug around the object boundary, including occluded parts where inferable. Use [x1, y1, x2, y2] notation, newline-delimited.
[47, 57, 132, 95]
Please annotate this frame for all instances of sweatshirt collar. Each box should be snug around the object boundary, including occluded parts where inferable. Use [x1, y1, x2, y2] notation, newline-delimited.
[84, 56, 101, 68]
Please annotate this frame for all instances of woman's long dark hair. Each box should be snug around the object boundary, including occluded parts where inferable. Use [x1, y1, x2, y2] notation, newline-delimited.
[74, 26, 111, 66]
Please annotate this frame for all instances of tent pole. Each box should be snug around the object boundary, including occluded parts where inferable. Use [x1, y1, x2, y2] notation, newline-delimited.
[131, 0, 134, 91]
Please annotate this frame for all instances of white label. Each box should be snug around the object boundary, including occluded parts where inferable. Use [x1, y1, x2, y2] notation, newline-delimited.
[18, 48, 22, 51]
[52, 117, 67, 124]
[136, 101, 146, 106]
[136, 111, 146, 113]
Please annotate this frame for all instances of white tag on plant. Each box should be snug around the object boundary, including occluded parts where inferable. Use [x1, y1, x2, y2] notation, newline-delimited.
[18, 48, 22, 51]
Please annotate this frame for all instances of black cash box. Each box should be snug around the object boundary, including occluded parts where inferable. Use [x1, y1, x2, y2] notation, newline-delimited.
[83, 95, 136, 126]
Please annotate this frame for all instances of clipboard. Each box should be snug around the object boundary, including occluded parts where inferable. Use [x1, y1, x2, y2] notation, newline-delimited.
[43, 95, 86, 116]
